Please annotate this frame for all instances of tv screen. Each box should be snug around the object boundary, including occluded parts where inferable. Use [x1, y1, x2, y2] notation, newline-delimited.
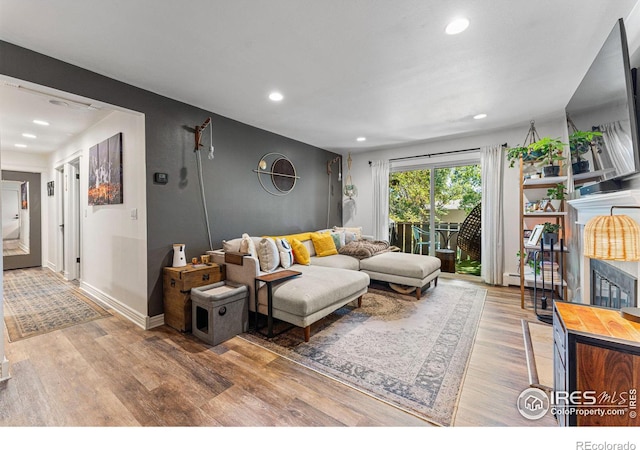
[565, 18, 640, 190]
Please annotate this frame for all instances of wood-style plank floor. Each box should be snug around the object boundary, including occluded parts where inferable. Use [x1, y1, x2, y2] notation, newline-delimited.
[0, 273, 557, 427]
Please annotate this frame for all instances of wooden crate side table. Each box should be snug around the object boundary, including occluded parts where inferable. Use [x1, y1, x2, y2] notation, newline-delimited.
[163, 263, 225, 332]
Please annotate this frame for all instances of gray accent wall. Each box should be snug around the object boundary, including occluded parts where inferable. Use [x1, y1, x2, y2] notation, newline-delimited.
[0, 41, 342, 317]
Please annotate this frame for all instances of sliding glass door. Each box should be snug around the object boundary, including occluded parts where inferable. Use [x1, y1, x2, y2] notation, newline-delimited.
[389, 162, 481, 275]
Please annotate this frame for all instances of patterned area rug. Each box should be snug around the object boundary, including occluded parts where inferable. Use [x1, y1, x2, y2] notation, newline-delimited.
[3, 267, 111, 342]
[241, 283, 487, 426]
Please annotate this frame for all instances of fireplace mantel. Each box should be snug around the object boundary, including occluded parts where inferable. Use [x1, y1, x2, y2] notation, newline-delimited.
[567, 189, 640, 224]
[566, 188, 640, 305]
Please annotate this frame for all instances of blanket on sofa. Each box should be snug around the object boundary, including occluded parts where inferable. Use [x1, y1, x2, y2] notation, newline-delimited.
[338, 239, 392, 260]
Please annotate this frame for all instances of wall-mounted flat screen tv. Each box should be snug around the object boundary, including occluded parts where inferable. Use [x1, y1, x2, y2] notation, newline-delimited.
[565, 18, 640, 194]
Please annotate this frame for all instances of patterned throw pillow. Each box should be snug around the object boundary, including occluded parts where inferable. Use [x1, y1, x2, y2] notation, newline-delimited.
[257, 238, 280, 272]
[275, 238, 294, 269]
[290, 238, 310, 265]
[343, 231, 357, 244]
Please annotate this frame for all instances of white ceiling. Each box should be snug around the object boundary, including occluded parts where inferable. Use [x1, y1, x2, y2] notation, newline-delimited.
[1, 0, 639, 155]
[0, 77, 113, 155]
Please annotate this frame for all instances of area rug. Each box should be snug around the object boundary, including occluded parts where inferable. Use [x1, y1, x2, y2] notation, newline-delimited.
[241, 283, 487, 426]
[521, 319, 553, 391]
[3, 267, 111, 342]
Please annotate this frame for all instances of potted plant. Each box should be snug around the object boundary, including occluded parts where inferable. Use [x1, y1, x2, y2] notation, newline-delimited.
[569, 130, 602, 175]
[528, 137, 567, 177]
[541, 222, 561, 246]
[546, 183, 567, 211]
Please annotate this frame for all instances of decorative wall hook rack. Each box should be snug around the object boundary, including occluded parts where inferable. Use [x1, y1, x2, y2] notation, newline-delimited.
[194, 117, 211, 151]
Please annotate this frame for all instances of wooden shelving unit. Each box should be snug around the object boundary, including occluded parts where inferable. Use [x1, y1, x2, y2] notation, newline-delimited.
[519, 163, 568, 312]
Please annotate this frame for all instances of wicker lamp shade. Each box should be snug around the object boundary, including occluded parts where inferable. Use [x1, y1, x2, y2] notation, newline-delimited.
[584, 213, 640, 261]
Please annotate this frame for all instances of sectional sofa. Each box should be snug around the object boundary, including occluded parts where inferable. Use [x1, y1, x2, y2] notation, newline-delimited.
[209, 228, 441, 341]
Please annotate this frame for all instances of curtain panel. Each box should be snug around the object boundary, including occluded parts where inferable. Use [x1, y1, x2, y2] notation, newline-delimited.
[370, 160, 390, 241]
[480, 144, 504, 285]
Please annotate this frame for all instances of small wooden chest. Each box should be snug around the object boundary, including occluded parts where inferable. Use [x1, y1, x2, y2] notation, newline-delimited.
[163, 264, 225, 332]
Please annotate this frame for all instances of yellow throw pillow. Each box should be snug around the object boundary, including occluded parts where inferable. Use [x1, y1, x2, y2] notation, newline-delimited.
[311, 232, 338, 257]
[291, 238, 310, 265]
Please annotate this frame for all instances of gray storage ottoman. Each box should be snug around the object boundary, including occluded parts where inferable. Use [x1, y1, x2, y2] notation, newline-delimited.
[191, 281, 248, 346]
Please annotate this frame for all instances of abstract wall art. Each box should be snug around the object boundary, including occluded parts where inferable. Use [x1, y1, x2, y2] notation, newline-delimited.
[88, 132, 123, 205]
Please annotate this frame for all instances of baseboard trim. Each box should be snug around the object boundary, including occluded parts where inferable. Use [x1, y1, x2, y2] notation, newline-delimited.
[147, 314, 165, 329]
[80, 281, 149, 330]
[0, 357, 10, 383]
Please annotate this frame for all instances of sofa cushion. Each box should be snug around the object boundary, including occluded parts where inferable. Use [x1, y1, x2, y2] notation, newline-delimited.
[275, 237, 294, 269]
[222, 237, 243, 253]
[310, 254, 360, 271]
[268, 232, 313, 244]
[291, 238, 310, 265]
[257, 238, 280, 272]
[359, 252, 441, 279]
[270, 265, 369, 316]
[311, 232, 338, 257]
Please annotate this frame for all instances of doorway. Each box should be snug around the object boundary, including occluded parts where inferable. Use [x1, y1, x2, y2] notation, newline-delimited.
[58, 160, 81, 281]
[389, 162, 482, 276]
[2, 170, 42, 270]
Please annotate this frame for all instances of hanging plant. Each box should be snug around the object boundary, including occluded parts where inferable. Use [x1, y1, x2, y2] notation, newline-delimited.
[507, 120, 545, 173]
[506, 146, 530, 168]
[528, 137, 567, 177]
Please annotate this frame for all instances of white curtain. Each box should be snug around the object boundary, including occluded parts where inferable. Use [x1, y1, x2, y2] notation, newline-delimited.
[480, 144, 504, 285]
[600, 121, 635, 176]
[371, 160, 390, 241]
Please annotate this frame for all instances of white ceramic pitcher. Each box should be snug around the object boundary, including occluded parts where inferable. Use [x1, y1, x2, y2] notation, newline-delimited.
[172, 243, 186, 267]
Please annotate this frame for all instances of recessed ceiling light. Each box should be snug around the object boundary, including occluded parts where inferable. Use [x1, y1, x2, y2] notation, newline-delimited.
[356, 137, 366, 142]
[269, 92, 283, 102]
[445, 18, 469, 35]
[22, 133, 37, 139]
[473, 113, 487, 120]
[33, 120, 49, 126]
[15, 144, 27, 148]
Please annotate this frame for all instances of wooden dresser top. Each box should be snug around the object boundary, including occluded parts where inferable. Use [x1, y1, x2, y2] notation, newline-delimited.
[555, 301, 640, 344]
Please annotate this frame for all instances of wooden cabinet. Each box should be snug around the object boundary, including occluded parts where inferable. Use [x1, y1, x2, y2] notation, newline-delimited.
[553, 301, 640, 426]
[163, 264, 225, 332]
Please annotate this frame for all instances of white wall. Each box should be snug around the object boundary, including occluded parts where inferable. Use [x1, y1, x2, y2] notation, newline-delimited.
[343, 115, 568, 285]
[48, 109, 148, 320]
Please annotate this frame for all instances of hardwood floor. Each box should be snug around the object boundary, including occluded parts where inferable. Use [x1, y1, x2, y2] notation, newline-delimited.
[0, 274, 557, 427]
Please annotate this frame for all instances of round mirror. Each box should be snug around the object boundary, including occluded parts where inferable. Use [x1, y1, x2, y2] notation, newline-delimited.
[272, 157, 296, 193]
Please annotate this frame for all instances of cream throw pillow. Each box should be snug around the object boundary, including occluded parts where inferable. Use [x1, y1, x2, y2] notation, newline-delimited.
[333, 226, 362, 239]
[240, 233, 257, 257]
[257, 237, 280, 272]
